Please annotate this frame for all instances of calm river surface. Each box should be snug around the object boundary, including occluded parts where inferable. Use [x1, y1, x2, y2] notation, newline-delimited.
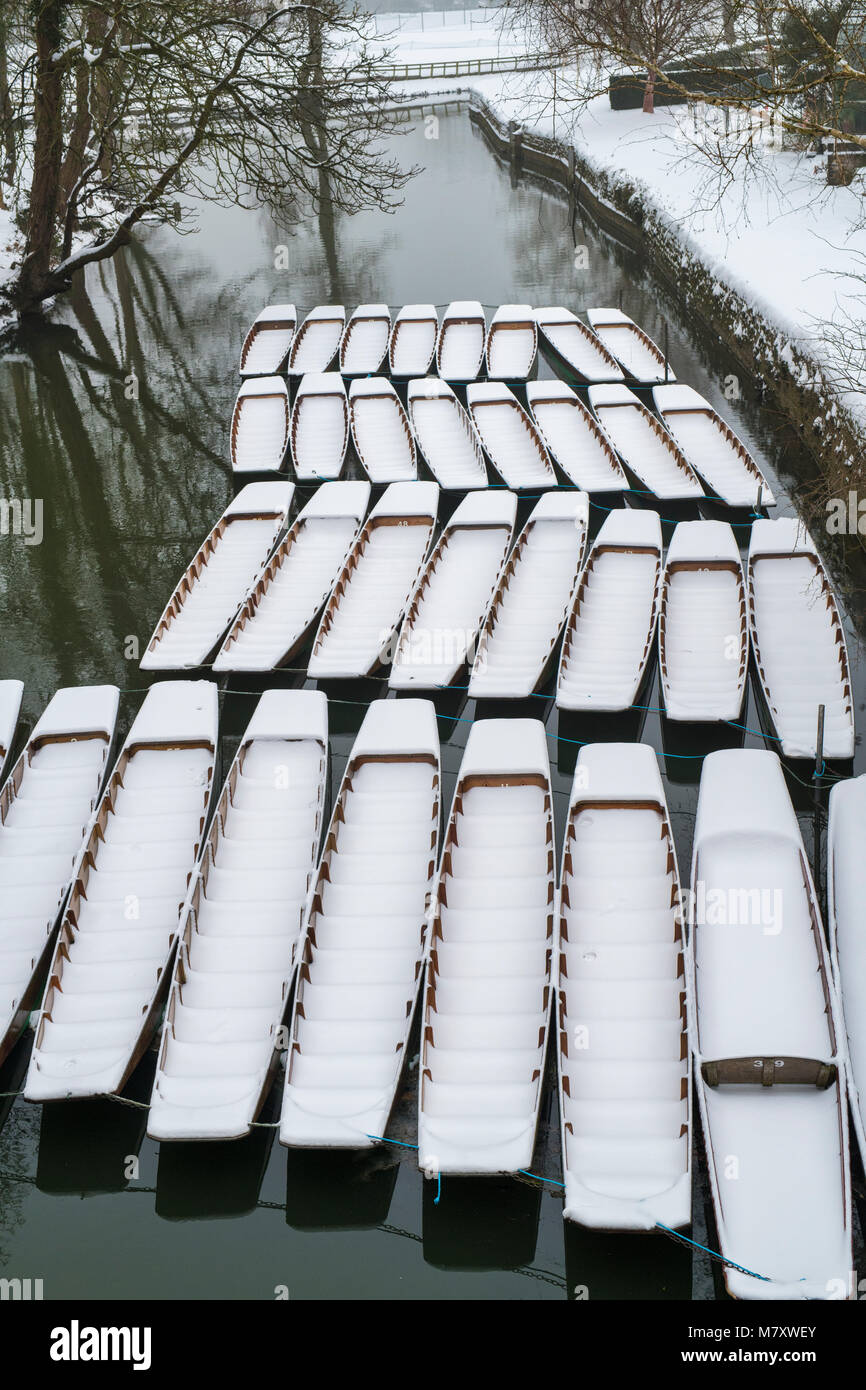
[0, 107, 864, 1300]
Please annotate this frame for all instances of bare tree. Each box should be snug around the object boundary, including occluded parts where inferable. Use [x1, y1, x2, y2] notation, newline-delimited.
[4, 1, 413, 313]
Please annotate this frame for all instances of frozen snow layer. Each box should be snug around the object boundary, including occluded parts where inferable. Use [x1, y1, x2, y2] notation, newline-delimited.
[239, 304, 297, 377]
[230, 378, 290, 474]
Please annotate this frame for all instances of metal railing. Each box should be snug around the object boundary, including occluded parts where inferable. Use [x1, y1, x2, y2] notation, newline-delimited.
[368, 51, 553, 81]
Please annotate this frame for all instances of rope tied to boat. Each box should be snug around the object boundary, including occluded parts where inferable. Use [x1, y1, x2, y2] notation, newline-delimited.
[654, 1220, 771, 1283]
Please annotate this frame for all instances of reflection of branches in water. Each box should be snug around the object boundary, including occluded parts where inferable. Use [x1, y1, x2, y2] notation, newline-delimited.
[0, 1103, 40, 1270]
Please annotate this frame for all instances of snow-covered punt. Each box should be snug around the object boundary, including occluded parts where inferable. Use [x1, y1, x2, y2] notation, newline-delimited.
[389, 304, 438, 378]
[148, 691, 328, 1141]
[389, 490, 517, 690]
[407, 379, 488, 490]
[690, 749, 851, 1300]
[24, 681, 219, 1102]
[557, 509, 662, 712]
[418, 719, 555, 1176]
[526, 381, 628, 492]
[466, 382, 557, 489]
[288, 305, 346, 374]
[348, 378, 417, 483]
[230, 378, 290, 475]
[141, 482, 291, 671]
[557, 743, 690, 1231]
[289, 374, 348, 481]
[308, 482, 438, 680]
[437, 300, 486, 382]
[586, 307, 675, 383]
[659, 521, 748, 723]
[213, 482, 370, 672]
[280, 699, 440, 1147]
[469, 492, 589, 700]
[0, 685, 120, 1068]
[339, 304, 391, 377]
[534, 307, 624, 384]
[652, 384, 774, 508]
[0, 680, 24, 782]
[828, 775, 866, 1168]
[485, 305, 537, 381]
[239, 304, 297, 377]
[747, 518, 854, 759]
[588, 384, 703, 501]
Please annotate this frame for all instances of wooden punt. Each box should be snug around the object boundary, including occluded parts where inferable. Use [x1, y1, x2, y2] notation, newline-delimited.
[468, 491, 589, 700]
[0, 685, 120, 1068]
[588, 384, 703, 500]
[653, 384, 775, 507]
[557, 509, 662, 713]
[658, 520, 748, 723]
[437, 300, 486, 382]
[690, 748, 851, 1299]
[24, 681, 219, 1101]
[557, 742, 690, 1230]
[213, 482, 370, 673]
[348, 378, 417, 483]
[280, 699, 440, 1147]
[141, 482, 292, 671]
[389, 304, 438, 378]
[485, 304, 537, 381]
[230, 377, 290, 475]
[288, 305, 346, 375]
[239, 304, 297, 377]
[747, 518, 854, 759]
[307, 481, 439, 680]
[828, 775, 866, 1169]
[389, 490, 517, 690]
[526, 380, 628, 492]
[466, 381, 557, 489]
[407, 378, 488, 489]
[148, 690, 328, 1141]
[586, 308, 676, 383]
[340, 304, 392, 377]
[418, 718, 555, 1176]
[534, 307, 624, 384]
[290, 373, 349, 481]
[0, 680, 24, 783]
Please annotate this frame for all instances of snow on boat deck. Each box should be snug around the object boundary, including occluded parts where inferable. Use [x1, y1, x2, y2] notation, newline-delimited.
[557, 509, 662, 712]
[280, 699, 440, 1147]
[653, 384, 775, 507]
[0, 679, 23, 779]
[588, 384, 703, 500]
[239, 305, 296, 377]
[534, 307, 624, 384]
[526, 381, 628, 492]
[307, 482, 438, 679]
[659, 520, 748, 723]
[469, 492, 589, 700]
[437, 300, 486, 382]
[407, 379, 488, 489]
[467, 382, 557, 489]
[340, 305, 391, 376]
[829, 775, 866, 1168]
[230, 378, 290, 474]
[290, 374, 348, 481]
[0, 685, 119, 1066]
[349, 378, 417, 483]
[288, 306, 346, 375]
[748, 518, 854, 758]
[558, 743, 690, 1231]
[141, 482, 291, 671]
[586, 307, 675, 383]
[485, 304, 537, 380]
[213, 482, 370, 673]
[389, 304, 438, 377]
[24, 681, 219, 1102]
[389, 490, 517, 689]
[691, 750, 851, 1299]
[148, 691, 328, 1141]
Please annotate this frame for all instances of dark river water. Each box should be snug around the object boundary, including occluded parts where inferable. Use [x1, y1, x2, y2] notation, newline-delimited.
[0, 106, 864, 1301]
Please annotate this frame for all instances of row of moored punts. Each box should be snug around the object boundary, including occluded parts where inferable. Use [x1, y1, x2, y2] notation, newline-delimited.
[0, 681, 861, 1299]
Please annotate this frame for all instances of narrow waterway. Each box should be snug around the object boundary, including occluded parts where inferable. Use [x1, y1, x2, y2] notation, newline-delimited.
[0, 107, 863, 1300]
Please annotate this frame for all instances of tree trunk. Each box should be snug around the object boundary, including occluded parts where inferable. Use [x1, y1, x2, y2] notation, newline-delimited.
[0, 15, 15, 196]
[58, 10, 109, 228]
[15, 0, 68, 309]
[643, 71, 655, 114]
